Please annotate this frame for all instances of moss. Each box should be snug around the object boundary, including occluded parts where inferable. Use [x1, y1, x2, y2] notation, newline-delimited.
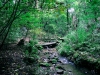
[73, 52, 79, 58]
[49, 59, 57, 64]
[60, 50, 68, 57]
[39, 63, 51, 67]
[87, 57, 97, 63]
[56, 65, 65, 70]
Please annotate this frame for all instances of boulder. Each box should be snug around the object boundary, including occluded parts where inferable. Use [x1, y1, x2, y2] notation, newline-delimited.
[56, 69, 64, 74]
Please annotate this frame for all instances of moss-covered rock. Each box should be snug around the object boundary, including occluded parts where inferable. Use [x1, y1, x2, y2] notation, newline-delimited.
[48, 59, 57, 64]
[56, 65, 65, 71]
[39, 63, 51, 67]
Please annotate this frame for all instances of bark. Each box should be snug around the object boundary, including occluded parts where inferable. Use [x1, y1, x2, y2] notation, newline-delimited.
[66, 8, 69, 25]
[0, 0, 20, 36]
[40, 0, 44, 9]
[36, 0, 39, 9]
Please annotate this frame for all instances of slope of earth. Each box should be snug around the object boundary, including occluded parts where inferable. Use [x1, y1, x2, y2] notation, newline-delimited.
[0, 44, 38, 75]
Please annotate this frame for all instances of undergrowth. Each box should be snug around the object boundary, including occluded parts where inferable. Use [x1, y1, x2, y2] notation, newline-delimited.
[23, 38, 41, 74]
[57, 26, 100, 72]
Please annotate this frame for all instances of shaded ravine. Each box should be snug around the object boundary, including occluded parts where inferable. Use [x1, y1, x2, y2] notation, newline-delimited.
[38, 47, 98, 75]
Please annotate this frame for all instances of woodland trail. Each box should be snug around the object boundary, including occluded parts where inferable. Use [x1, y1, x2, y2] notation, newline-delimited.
[0, 44, 37, 75]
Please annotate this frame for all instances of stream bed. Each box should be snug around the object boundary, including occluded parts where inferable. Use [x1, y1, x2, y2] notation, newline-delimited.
[58, 56, 98, 75]
[38, 48, 98, 75]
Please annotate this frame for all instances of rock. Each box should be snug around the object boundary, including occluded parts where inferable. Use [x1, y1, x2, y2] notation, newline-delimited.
[48, 59, 57, 64]
[43, 58, 49, 63]
[17, 39, 24, 46]
[54, 56, 58, 59]
[56, 65, 66, 71]
[56, 69, 64, 74]
[39, 63, 51, 67]
[44, 52, 49, 55]
[48, 52, 58, 59]
[50, 67, 55, 70]
[68, 71, 73, 75]
[49, 55, 54, 59]
[68, 70, 72, 72]
[58, 57, 68, 64]
[57, 60, 62, 63]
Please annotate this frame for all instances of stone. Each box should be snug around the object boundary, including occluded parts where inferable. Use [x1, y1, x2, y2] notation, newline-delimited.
[56, 65, 66, 71]
[58, 57, 68, 64]
[17, 39, 24, 46]
[57, 59, 62, 63]
[56, 69, 64, 74]
[39, 63, 51, 67]
[68, 71, 73, 75]
[48, 59, 57, 64]
[43, 58, 49, 63]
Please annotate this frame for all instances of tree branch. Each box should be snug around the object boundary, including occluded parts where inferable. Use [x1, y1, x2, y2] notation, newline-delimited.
[0, 0, 21, 49]
[0, 0, 20, 36]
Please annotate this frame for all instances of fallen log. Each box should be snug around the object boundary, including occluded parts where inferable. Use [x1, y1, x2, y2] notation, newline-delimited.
[38, 38, 64, 42]
[36, 42, 59, 49]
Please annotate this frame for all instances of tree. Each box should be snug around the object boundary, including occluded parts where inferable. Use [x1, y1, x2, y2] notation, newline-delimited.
[0, 0, 37, 49]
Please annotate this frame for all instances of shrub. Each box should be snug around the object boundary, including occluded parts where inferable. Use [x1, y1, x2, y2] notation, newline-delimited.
[57, 26, 89, 56]
[24, 39, 39, 65]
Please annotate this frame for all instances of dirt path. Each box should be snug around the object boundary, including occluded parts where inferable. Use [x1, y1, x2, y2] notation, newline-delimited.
[0, 44, 37, 75]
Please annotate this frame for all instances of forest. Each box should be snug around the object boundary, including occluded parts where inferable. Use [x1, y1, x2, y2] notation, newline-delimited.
[0, 0, 100, 75]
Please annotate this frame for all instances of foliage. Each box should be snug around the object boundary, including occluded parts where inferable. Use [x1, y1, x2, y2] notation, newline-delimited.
[0, 0, 100, 72]
[57, 42, 74, 56]
[57, 24, 97, 57]
[57, 0, 100, 58]
[24, 39, 39, 65]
